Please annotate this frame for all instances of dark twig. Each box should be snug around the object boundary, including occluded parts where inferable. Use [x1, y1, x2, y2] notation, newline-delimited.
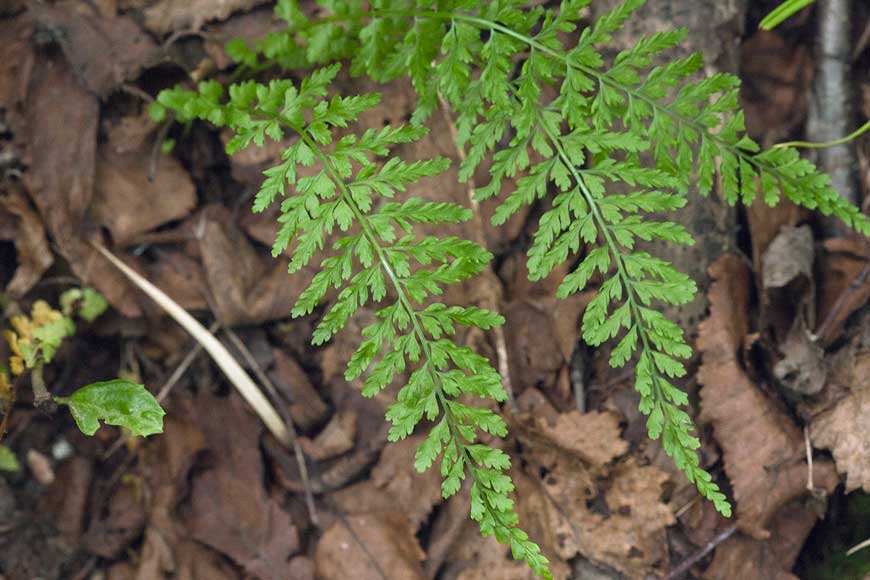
[663, 523, 739, 580]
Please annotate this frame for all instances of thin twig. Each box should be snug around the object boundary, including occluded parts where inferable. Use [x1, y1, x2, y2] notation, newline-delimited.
[847, 536, 870, 556]
[437, 96, 517, 413]
[222, 327, 320, 527]
[804, 426, 814, 492]
[91, 242, 291, 445]
[156, 321, 219, 403]
[663, 523, 739, 580]
[812, 259, 870, 342]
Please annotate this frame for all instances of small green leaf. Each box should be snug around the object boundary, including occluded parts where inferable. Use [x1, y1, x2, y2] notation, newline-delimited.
[0, 445, 19, 472]
[58, 380, 165, 437]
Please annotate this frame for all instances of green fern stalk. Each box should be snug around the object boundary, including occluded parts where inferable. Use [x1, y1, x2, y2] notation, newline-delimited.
[152, 65, 549, 576]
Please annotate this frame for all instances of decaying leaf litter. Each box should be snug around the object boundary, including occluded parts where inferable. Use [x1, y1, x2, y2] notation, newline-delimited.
[2, 1, 870, 579]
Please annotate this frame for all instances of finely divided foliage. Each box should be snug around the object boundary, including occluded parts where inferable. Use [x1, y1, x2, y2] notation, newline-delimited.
[153, 64, 549, 575]
[152, 0, 870, 576]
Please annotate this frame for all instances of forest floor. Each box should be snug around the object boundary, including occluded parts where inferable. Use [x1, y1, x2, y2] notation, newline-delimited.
[2, 1, 870, 579]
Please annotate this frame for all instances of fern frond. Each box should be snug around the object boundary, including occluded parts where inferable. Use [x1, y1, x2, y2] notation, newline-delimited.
[152, 66, 551, 578]
[220, 0, 870, 517]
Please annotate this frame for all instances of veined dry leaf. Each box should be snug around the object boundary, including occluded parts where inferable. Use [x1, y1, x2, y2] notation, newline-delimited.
[516, 445, 674, 577]
[811, 350, 870, 492]
[453, 533, 558, 580]
[699, 254, 838, 539]
[315, 513, 425, 580]
[22, 52, 141, 316]
[270, 349, 328, 432]
[816, 237, 870, 345]
[197, 205, 305, 325]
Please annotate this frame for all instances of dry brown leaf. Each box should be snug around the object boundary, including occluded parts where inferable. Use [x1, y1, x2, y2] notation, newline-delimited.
[84, 479, 147, 558]
[30, 2, 159, 96]
[197, 205, 305, 325]
[699, 254, 839, 539]
[38, 456, 93, 543]
[811, 350, 870, 492]
[186, 393, 300, 579]
[135, 527, 176, 580]
[0, 187, 53, 297]
[762, 225, 814, 291]
[505, 299, 571, 395]
[299, 407, 357, 461]
[740, 31, 812, 144]
[0, 15, 35, 109]
[174, 540, 238, 580]
[816, 237, 870, 344]
[704, 499, 819, 580]
[22, 53, 142, 316]
[774, 318, 827, 395]
[270, 349, 328, 432]
[143, 0, 269, 35]
[746, 194, 802, 281]
[94, 144, 197, 246]
[330, 435, 444, 530]
[453, 534, 546, 580]
[534, 410, 628, 467]
[104, 111, 159, 156]
[515, 455, 674, 578]
[315, 513, 425, 580]
[133, 413, 207, 580]
[146, 248, 209, 312]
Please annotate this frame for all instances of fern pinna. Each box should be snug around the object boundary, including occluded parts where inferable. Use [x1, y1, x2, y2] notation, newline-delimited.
[151, 0, 870, 577]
